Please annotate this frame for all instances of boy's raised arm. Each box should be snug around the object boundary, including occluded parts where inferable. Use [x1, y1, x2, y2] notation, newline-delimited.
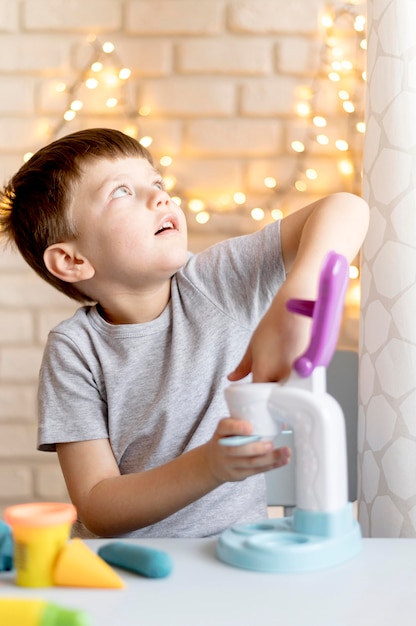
[228, 192, 370, 383]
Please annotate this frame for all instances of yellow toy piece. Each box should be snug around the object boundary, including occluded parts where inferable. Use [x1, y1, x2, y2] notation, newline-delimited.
[53, 539, 124, 589]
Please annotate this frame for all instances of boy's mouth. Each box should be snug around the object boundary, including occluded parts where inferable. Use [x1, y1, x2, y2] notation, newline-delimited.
[154, 217, 177, 235]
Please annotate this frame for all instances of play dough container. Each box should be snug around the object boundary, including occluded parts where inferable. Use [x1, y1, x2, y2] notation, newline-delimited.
[4, 502, 77, 587]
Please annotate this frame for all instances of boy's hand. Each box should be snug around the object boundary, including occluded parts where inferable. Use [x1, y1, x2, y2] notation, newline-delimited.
[228, 285, 311, 383]
[205, 417, 291, 484]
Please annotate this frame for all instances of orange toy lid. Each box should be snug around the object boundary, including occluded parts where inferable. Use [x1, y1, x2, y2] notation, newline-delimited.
[4, 502, 77, 528]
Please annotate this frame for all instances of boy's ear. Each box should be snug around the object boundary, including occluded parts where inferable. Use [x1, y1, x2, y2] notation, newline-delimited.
[43, 243, 95, 284]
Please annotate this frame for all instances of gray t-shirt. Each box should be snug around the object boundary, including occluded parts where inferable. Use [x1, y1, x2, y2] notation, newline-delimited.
[38, 221, 286, 538]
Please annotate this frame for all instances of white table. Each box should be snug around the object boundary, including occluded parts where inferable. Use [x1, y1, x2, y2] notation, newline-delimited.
[0, 537, 415, 626]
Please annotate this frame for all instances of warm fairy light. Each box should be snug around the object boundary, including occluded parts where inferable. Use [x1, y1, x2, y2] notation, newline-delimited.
[296, 102, 311, 117]
[338, 159, 354, 175]
[160, 156, 173, 167]
[328, 72, 341, 82]
[296, 85, 314, 100]
[123, 125, 138, 137]
[102, 41, 115, 53]
[171, 196, 182, 206]
[313, 116, 327, 127]
[271, 208, 283, 221]
[119, 68, 131, 80]
[63, 110, 76, 121]
[306, 169, 317, 180]
[195, 211, 210, 224]
[233, 192, 246, 205]
[23, 152, 33, 162]
[189, 199, 205, 212]
[291, 140, 305, 153]
[218, 194, 232, 207]
[139, 136, 153, 148]
[264, 177, 277, 189]
[354, 15, 366, 32]
[139, 105, 151, 116]
[163, 176, 176, 191]
[295, 180, 307, 192]
[104, 73, 119, 88]
[346, 284, 361, 307]
[85, 78, 98, 89]
[321, 14, 333, 28]
[316, 134, 329, 145]
[349, 265, 360, 280]
[251, 207, 264, 221]
[342, 101, 355, 113]
[70, 100, 83, 111]
[36, 6, 365, 230]
[335, 139, 349, 151]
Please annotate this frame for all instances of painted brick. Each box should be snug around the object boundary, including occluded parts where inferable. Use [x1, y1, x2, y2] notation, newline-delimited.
[178, 39, 273, 75]
[277, 36, 322, 75]
[0, 118, 59, 153]
[0, 77, 36, 114]
[0, 346, 44, 383]
[139, 79, 236, 117]
[0, 311, 34, 343]
[0, 425, 38, 458]
[229, 0, 319, 34]
[0, 246, 28, 271]
[241, 77, 301, 116]
[246, 156, 299, 193]
[23, 0, 121, 32]
[0, 274, 73, 307]
[126, 1, 224, 35]
[34, 464, 69, 500]
[0, 156, 25, 187]
[37, 308, 78, 344]
[184, 120, 282, 156]
[170, 158, 243, 195]
[0, 0, 18, 32]
[79, 39, 174, 77]
[0, 465, 33, 498]
[0, 35, 70, 72]
[0, 384, 37, 421]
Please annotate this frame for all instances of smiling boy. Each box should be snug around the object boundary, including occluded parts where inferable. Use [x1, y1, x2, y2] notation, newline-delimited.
[0, 128, 369, 538]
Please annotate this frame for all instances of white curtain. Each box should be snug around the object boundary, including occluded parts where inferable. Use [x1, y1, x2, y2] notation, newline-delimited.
[359, 0, 416, 536]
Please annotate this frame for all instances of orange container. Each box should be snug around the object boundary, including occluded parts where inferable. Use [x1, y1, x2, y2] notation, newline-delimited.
[4, 502, 77, 587]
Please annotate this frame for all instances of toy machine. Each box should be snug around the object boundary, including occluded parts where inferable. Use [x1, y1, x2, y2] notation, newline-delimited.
[217, 251, 362, 573]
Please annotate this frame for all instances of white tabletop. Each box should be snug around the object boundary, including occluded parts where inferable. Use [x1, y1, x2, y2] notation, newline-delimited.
[1, 537, 415, 626]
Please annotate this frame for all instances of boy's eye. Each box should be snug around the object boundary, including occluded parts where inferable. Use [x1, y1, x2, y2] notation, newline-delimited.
[112, 185, 130, 198]
[153, 180, 165, 190]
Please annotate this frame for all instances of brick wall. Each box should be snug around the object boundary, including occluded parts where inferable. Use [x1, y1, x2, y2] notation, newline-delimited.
[0, 0, 364, 514]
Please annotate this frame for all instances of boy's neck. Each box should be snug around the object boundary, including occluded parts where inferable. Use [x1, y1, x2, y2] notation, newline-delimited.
[96, 281, 171, 325]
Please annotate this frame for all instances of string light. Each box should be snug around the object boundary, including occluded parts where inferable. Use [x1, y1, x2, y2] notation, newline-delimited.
[30, 3, 365, 229]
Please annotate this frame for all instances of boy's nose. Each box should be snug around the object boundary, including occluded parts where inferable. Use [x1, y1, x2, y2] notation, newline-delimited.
[153, 190, 170, 209]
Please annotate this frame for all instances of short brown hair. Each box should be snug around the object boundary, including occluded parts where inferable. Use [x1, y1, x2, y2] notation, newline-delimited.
[0, 128, 153, 302]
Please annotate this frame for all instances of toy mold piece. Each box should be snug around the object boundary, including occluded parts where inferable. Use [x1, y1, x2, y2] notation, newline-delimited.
[53, 538, 124, 588]
[0, 520, 13, 571]
[98, 541, 173, 578]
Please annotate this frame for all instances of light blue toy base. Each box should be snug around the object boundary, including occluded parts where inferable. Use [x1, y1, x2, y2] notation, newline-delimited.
[218, 435, 262, 447]
[217, 504, 361, 573]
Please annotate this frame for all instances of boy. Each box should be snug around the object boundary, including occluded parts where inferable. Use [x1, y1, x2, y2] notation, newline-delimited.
[0, 128, 369, 538]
